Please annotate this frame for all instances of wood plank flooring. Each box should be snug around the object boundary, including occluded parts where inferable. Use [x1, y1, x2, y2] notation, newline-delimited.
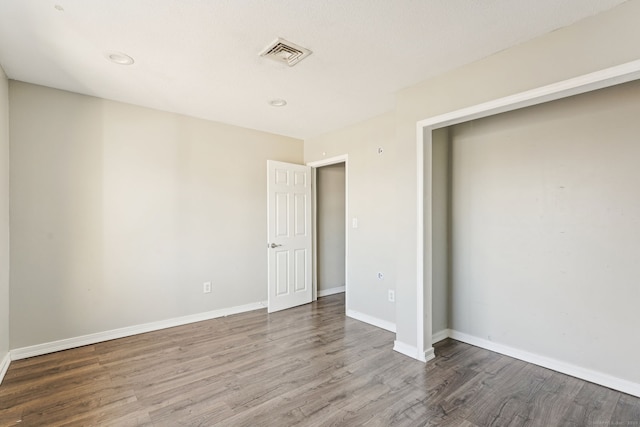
[1, 293, 638, 426]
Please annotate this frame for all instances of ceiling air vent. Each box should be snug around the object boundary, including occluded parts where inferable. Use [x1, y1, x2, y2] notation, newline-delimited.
[260, 38, 312, 67]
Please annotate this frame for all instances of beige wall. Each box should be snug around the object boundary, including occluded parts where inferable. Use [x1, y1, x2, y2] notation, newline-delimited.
[305, 112, 396, 326]
[316, 163, 345, 292]
[395, 0, 640, 348]
[449, 79, 640, 383]
[9, 82, 302, 349]
[0, 66, 9, 364]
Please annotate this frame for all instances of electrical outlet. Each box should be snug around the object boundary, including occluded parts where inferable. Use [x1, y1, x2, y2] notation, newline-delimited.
[388, 290, 395, 302]
[203, 282, 212, 294]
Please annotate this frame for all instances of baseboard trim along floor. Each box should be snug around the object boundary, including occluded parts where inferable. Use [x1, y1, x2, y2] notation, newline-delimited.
[0, 352, 10, 385]
[317, 286, 345, 297]
[431, 328, 639, 398]
[10, 301, 267, 361]
[347, 309, 396, 333]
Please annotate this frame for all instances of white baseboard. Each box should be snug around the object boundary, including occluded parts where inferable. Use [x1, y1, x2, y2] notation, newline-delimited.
[393, 340, 418, 359]
[318, 286, 345, 297]
[449, 330, 640, 398]
[424, 346, 436, 362]
[10, 301, 267, 361]
[432, 329, 451, 344]
[346, 309, 396, 333]
[0, 352, 10, 385]
[393, 341, 435, 362]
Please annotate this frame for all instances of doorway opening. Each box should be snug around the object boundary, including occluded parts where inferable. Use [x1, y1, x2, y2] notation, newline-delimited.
[308, 155, 349, 310]
[316, 163, 346, 299]
[416, 59, 640, 384]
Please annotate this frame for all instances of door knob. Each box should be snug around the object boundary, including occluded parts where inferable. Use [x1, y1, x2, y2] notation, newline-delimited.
[270, 243, 283, 248]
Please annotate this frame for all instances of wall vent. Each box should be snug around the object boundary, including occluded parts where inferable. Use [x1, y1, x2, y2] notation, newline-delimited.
[260, 38, 312, 67]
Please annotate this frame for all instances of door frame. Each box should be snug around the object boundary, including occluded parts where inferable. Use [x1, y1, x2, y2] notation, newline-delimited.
[307, 155, 349, 310]
[415, 59, 640, 363]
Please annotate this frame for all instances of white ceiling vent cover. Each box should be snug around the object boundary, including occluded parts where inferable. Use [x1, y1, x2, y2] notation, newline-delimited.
[260, 38, 312, 67]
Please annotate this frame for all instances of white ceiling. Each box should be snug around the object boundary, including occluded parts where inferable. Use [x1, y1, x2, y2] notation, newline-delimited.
[0, 0, 629, 139]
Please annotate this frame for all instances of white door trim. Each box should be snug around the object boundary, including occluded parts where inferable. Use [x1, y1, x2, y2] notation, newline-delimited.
[307, 155, 349, 311]
[416, 59, 640, 363]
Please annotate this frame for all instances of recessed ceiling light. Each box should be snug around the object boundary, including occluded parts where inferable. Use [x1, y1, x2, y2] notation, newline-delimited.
[106, 52, 135, 65]
[269, 99, 287, 107]
[54, 4, 64, 11]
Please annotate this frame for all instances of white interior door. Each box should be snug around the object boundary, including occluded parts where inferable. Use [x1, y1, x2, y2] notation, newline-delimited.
[267, 160, 312, 313]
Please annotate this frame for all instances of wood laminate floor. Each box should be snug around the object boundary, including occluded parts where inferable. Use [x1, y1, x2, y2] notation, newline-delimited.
[1, 294, 638, 426]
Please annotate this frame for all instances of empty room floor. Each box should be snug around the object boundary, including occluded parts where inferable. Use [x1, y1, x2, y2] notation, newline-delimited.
[0, 294, 638, 426]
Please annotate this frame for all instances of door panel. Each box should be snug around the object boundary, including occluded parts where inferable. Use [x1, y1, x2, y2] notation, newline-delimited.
[276, 193, 289, 237]
[294, 249, 307, 292]
[267, 160, 312, 313]
[294, 194, 307, 235]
